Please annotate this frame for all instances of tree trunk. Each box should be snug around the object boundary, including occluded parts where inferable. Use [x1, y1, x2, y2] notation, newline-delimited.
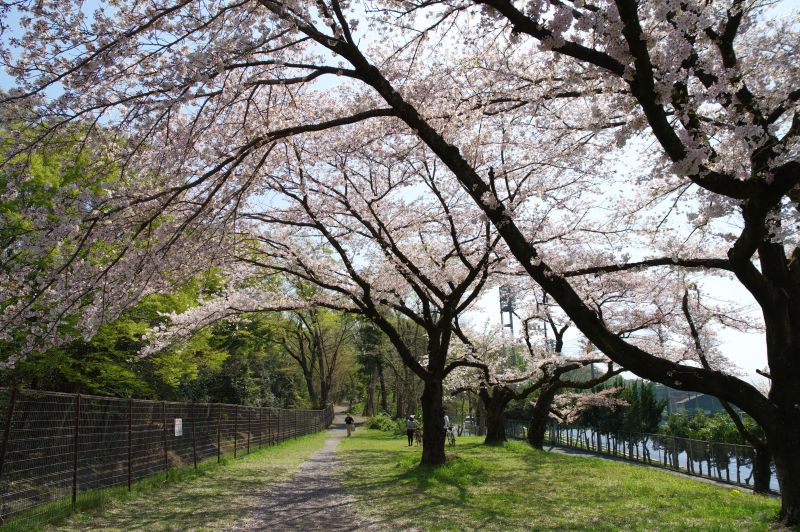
[480, 388, 510, 444]
[378, 362, 389, 414]
[421, 379, 445, 465]
[751, 443, 772, 494]
[483, 398, 507, 444]
[395, 386, 404, 419]
[770, 426, 800, 526]
[527, 384, 559, 449]
[476, 397, 486, 436]
[362, 368, 376, 416]
[303, 370, 318, 410]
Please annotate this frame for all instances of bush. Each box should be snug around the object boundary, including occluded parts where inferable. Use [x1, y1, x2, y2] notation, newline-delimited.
[366, 413, 405, 434]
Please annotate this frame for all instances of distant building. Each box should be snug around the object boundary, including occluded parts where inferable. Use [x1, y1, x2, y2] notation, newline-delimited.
[650, 382, 738, 415]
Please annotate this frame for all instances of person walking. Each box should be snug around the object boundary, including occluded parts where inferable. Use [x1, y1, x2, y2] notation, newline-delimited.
[345, 414, 355, 437]
[406, 415, 416, 446]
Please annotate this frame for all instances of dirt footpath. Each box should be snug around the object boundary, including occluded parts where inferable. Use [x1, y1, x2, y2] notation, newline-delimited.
[231, 414, 371, 531]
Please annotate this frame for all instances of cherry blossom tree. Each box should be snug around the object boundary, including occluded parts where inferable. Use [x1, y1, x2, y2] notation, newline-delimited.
[143, 143, 507, 463]
[445, 332, 620, 444]
[2, 0, 800, 522]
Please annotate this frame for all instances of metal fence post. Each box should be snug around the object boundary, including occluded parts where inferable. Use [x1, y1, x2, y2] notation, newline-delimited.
[162, 401, 168, 471]
[127, 398, 132, 491]
[258, 408, 262, 450]
[234, 405, 238, 459]
[191, 401, 197, 469]
[247, 407, 251, 455]
[217, 405, 222, 464]
[72, 394, 81, 509]
[0, 387, 19, 519]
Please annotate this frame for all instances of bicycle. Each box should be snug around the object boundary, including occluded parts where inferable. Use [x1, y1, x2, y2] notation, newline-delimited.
[446, 425, 456, 446]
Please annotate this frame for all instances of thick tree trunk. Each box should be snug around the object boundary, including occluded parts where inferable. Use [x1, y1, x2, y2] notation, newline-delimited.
[483, 397, 507, 444]
[770, 424, 800, 526]
[527, 384, 559, 449]
[479, 387, 511, 444]
[751, 443, 772, 494]
[761, 295, 800, 527]
[421, 379, 445, 465]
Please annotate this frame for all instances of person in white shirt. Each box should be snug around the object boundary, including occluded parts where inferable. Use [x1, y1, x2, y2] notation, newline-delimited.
[406, 415, 416, 446]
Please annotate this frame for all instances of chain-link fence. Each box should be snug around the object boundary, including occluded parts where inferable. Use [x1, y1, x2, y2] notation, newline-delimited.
[0, 388, 334, 526]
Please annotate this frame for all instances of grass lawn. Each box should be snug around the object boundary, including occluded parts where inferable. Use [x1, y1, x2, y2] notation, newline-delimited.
[37, 431, 329, 531]
[339, 430, 780, 531]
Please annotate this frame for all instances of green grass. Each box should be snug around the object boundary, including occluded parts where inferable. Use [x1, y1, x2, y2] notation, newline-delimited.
[0, 432, 329, 531]
[339, 430, 780, 531]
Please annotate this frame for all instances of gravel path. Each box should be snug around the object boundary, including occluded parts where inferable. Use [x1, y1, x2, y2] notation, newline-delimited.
[231, 415, 372, 531]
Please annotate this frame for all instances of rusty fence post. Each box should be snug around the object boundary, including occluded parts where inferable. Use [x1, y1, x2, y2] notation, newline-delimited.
[0, 387, 19, 524]
[127, 398, 132, 491]
[258, 408, 262, 450]
[191, 401, 197, 469]
[72, 394, 81, 509]
[247, 407, 251, 455]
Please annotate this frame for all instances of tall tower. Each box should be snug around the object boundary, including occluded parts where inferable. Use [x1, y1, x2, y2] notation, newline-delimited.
[499, 284, 515, 334]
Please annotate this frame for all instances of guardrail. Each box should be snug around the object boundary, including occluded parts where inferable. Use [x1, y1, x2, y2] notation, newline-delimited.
[545, 423, 779, 494]
[460, 418, 778, 493]
[0, 388, 334, 526]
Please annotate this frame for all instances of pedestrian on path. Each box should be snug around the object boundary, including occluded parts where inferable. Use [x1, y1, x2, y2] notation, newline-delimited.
[406, 415, 416, 446]
[345, 414, 355, 436]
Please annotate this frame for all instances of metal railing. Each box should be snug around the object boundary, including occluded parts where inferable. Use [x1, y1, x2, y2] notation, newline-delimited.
[460, 418, 778, 494]
[544, 423, 779, 494]
[0, 388, 334, 526]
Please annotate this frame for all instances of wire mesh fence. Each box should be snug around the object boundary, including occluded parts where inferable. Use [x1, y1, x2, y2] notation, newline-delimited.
[0, 388, 334, 526]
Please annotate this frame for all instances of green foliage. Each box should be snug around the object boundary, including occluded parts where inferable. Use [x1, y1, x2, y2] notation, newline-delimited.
[581, 378, 667, 435]
[178, 313, 306, 407]
[2, 280, 306, 407]
[621, 380, 666, 434]
[365, 413, 405, 434]
[660, 410, 762, 445]
[2, 281, 209, 397]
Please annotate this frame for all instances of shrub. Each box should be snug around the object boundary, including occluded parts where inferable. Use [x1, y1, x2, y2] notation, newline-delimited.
[366, 413, 404, 434]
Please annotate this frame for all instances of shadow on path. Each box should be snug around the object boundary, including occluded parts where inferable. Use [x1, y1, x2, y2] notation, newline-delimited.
[231, 415, 373, 531]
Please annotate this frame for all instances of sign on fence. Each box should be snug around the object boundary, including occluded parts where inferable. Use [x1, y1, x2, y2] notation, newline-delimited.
[174, 418, 183, 437]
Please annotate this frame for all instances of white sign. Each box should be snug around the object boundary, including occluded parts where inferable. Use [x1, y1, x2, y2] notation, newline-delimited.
[174, 418, 183, 437]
